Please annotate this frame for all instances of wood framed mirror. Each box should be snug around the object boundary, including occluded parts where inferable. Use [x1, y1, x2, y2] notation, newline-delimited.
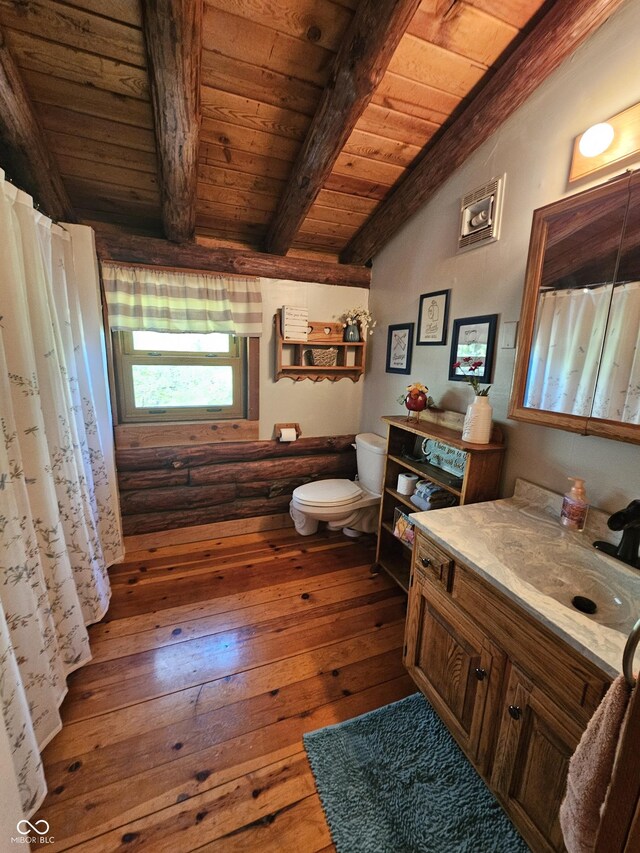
[509, 171, 640, 445]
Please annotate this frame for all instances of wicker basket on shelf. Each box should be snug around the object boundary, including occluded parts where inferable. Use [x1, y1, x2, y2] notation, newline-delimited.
[304, 347, 338, 367]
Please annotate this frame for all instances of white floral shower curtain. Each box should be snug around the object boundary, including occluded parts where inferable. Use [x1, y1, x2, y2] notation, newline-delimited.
[524, 285, 613, 415]
[0, 171, 123, 820]
[525, 283, 640, 422]
[592, 281, 640, 423]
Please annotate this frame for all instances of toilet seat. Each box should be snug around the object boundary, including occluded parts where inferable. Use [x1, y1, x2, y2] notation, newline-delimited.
[292, 479, 363, 507]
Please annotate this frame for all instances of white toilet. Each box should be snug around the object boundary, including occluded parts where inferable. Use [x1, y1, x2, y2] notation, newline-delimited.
[289, 432, 386, 536]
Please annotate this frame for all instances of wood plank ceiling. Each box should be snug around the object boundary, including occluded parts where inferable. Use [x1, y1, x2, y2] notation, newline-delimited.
[0, 0, 623, 267]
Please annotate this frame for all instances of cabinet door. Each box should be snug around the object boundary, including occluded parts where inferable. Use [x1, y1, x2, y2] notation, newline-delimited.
[492, 666, 585, 853]
[404, 572, 504, 769]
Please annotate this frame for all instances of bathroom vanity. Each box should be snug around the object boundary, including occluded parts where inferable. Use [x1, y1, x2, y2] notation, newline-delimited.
[405, 481, 640, 853]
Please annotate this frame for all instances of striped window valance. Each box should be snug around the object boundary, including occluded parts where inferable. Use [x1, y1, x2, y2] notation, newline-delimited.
[101, 263, 263, 336]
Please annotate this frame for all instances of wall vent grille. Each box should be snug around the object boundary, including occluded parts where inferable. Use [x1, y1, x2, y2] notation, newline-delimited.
[457, 175, 505, 252]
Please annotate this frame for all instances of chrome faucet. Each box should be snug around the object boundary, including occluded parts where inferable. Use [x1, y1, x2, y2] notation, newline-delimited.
[594, 499, 640, 569]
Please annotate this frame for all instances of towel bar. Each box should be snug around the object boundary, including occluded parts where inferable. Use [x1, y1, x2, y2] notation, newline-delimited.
[622, 616, 640, 688]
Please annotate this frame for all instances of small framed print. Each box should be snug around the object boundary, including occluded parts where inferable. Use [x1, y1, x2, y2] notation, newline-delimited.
[417, 289, 450, 346]
[386, 323, 414, 374]
[448, 314, 498, 383]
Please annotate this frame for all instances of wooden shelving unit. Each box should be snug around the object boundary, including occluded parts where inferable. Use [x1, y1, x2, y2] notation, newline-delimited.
[274, 311, 366, 382]
[375, 411, 505, 592]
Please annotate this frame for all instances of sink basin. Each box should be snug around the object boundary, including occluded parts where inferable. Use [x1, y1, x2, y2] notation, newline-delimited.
[490, 507, 640, 632]
[411, 481, 640, 676]
[535, 566, 636, 631]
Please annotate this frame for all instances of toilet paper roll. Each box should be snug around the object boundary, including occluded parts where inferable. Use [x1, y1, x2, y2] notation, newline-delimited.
[279, 427, 298, 442]
[397, 473, 418, 495]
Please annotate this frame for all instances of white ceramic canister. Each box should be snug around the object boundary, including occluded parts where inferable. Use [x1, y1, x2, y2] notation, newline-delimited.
[462, 395, 493, 444]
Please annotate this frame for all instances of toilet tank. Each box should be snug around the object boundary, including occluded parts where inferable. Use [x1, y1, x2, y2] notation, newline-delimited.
[355, 432, 386, 496]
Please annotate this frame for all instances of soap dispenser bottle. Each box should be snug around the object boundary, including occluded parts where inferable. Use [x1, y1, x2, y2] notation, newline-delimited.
[560, 477, 589, 531]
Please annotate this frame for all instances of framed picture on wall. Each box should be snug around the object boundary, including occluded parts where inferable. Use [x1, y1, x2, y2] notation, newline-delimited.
[417, 289, 450, 346]
[448, 314, 498, 383]
[386, 323, 414, 374]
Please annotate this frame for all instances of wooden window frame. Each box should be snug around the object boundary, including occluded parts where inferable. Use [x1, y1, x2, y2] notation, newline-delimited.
[112, 330, 248, 423]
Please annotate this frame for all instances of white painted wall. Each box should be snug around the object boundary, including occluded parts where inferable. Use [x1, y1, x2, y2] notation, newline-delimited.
[259, 279, 369, 439]
[361, 0, 640, 513]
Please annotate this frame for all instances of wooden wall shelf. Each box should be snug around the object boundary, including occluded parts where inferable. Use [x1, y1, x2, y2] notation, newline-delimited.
[274, 311, 366, 382]
[375, 412, 505, 592]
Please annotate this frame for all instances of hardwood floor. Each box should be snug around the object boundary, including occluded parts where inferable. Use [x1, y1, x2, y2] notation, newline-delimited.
[35, 526, 413, 851]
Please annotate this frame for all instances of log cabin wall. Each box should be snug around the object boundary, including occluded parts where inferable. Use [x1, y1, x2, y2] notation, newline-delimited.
[116, 435, 356, 535]
[109, 275, 370, 537]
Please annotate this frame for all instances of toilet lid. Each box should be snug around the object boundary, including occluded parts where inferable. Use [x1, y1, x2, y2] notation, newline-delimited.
[293, 479, 363, 506]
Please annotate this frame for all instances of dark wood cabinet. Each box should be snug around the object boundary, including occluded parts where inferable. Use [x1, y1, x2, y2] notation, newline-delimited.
[405, 563, 505, 771]
[405, 529, 611, 853]
[509, 170, 640, 445]
[492, 666, 584, 852]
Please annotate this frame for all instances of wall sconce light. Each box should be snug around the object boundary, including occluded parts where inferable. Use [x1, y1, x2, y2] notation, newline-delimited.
[570, 101, 640, 183]
[578, 123, 614, 157]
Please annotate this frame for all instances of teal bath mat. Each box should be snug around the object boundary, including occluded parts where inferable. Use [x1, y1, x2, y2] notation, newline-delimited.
[303, 692, 530, 853]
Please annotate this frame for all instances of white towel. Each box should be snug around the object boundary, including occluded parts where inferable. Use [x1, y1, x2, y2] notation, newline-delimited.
[559, 674, 632, 853]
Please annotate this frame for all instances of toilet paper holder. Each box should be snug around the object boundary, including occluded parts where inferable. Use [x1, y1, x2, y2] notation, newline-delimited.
[275, 422, 302, 441]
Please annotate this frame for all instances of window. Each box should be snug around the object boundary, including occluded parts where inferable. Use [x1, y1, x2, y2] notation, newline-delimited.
[113, 331, 246, 422]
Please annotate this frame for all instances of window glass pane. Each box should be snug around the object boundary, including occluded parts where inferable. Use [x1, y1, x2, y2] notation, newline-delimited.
[132, 365, 234, 408]
[131, 331, 231, 353]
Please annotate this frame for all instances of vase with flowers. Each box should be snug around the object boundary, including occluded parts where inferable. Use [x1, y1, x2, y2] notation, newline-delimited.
[397, 382, 434, 421]
[339, 307, 376, 342]
[452, 357, 493, 443]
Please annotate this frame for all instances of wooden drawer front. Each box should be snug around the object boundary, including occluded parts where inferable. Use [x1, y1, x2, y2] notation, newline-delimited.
[452, 565, 610, 722]
[414, 532, 454, 591]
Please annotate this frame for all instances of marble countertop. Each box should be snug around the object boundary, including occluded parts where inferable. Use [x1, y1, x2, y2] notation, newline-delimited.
[410, 480, 640, 678]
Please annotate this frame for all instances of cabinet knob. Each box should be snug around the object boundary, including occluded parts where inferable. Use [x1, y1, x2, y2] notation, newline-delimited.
[421, 557, 432, 568]
[508, 705, 522, 720]
[474, 667, 487, 681]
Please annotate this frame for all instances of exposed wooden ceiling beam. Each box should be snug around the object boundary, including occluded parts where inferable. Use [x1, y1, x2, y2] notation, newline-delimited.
[95, 232, 371, 288]
[341, 0, 628, 265]
[263, 0, 422, 256]
[0, 26, 74, 221]
[142, 0, 202, 243]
